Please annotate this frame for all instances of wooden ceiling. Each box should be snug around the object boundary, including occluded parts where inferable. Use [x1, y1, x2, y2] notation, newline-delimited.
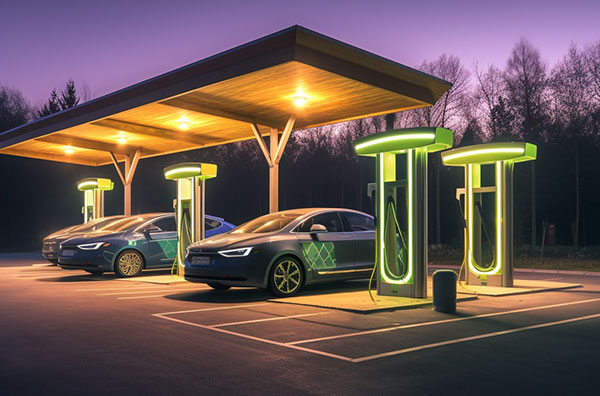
[0, 26, 451, 166]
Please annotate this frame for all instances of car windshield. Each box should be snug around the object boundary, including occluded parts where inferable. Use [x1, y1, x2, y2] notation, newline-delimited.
[66, 217, 123, 233]
[100, 217, 151, 232]
[232, 212, 302, 234]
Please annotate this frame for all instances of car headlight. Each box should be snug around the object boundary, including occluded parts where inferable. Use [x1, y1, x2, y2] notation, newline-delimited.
[218, 247, 253, 257]
[77, 242, 108, 250]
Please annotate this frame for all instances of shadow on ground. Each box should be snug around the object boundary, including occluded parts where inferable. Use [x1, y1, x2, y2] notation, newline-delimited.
[37, 269, 171, 282]
[164, 279, 374, 303]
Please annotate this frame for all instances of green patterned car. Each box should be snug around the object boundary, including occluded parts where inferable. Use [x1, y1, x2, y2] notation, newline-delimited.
[184, 208, 375, 297]
[58, 213, 235, 276]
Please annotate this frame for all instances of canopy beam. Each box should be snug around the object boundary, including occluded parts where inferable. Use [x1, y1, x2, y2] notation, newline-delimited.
[252, 115, 296, 213]
[93, 119, 211, 146]
[160, 98, 280, 129]
[110, 149, 141, 216]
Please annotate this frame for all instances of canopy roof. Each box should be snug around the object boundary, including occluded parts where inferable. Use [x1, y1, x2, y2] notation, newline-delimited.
[0, 25, 451, 167]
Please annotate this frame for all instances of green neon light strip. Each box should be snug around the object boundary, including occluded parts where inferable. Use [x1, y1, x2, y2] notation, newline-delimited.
[165, 166, 202, 178]
[442, 142, 536, 166]
[354, 127, 452, 156]
[444, 147, 523, 162]
[467, 163, 502, 276]
[78, 180, 98, 190]
[355, 133, 435, 151]
[379, 150, 413, 285]
[496, 161, 502, 274]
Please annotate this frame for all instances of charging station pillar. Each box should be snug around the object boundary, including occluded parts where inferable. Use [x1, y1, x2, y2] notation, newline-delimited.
[441, 143, 536, 287]
[354, 128, 453, 298]
[164, 162, 217, 276]
[77, 178, 114, 223]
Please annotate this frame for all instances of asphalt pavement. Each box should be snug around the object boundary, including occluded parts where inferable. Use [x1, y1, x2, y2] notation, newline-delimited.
[1, 256, 598, 396]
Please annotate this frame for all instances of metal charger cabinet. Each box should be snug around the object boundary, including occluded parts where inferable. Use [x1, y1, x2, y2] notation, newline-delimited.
[164, 162, 217, 276]
[77, 177, 114, 222]
[441, 143, 537, 287]
[354, 128, 453, 297]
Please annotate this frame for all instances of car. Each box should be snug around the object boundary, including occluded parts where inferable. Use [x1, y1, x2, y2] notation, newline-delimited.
[42, 216, 126, 264]
[58, 213, 235, 276]
[184, 208, 375, 296]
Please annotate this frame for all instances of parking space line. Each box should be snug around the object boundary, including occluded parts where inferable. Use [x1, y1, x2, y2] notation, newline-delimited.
[153, 313, 353, 362]
[76, 286, 172, 292]
[288, 297, 600, 345]
[209, 312, 331, 328]
[99, 287, 207, 296]
[351, 313, 600, 363]
[155, 304, 270, 315]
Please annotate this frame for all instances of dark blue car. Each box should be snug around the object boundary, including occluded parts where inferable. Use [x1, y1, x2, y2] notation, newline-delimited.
[58, 213, 235, 277]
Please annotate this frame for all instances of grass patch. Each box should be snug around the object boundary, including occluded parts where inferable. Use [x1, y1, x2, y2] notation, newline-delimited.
[429, 256, 600, 272]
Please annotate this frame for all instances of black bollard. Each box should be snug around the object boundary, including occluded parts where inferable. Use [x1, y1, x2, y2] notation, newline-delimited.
[433, 270, 457, 313]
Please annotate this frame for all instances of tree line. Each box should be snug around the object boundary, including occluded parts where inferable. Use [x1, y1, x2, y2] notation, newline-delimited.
[1, 38, 599, 251]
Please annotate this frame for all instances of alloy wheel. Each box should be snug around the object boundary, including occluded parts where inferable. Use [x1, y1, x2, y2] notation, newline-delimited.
[272, 259, 302, 295]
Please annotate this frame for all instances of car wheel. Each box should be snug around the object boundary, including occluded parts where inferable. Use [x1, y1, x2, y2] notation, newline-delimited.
[207, 282, 231, 291]
[268, 257, 304, 297]
[115, 250, 143, 277]
[85, 270, 104, 275]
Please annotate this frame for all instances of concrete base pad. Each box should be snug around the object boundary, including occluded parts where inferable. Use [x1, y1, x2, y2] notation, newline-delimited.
[457, 279, 581, 296]
[117, 274, 187, 284]
[270, 290, 476, 314]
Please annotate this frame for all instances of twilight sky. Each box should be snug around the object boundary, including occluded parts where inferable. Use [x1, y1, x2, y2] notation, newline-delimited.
[1, 0, 598, 106]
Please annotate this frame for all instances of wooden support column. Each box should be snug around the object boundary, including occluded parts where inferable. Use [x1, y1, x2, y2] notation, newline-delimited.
[269, 128, 279, 213]
[110, 150, 141, 216]
[252, 116, 296, 214]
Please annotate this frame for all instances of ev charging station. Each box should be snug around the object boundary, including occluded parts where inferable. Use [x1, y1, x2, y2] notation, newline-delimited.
[354, 128, 453, 298]
[164, 162, 217, 276]
[77, 178, 114, 223]
[441, 142, 537, 287]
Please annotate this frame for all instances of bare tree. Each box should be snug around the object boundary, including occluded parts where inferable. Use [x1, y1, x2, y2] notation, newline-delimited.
[0, 84, 32, 132]
[504, 38, 550, 249]
[411, 54, 471, 244]
[79, 81, 96, 103]
[551, 44, 593, 249]
[473, 64, 514, 141]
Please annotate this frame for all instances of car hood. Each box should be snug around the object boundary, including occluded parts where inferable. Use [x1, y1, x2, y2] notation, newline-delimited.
[189, 232, 267, 251]
[62, 231, 126, 245]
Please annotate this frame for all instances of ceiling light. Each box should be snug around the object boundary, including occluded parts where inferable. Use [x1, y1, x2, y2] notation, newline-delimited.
[292, 93, 308, 107]
[64, 147, 74, 154]
[177, 117, 190, 130]
[117, 137, 127, 145]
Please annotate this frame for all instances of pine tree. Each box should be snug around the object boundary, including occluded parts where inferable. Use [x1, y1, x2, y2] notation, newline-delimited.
[37, 89, 61, 117]
[59, 79, 79, 110]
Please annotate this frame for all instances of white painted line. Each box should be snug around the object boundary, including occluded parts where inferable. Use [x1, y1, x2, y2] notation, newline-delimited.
[76, 285, 169, 292]
[99, 287, 207, 296]
[153, 313, 352, 362]
[288, 297, 600, 345]
[209, 312, 331, 328]
[352, 313, 600, 363]
[32, 263, 54, 267]
[155, 303, 270, 315]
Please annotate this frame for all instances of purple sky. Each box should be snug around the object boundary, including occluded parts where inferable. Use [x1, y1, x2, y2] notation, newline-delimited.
[1, 0, 598, 106]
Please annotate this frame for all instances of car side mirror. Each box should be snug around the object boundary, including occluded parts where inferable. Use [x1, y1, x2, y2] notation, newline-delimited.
[143, 226, 161, 236]
[309, 224, 327, 233]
